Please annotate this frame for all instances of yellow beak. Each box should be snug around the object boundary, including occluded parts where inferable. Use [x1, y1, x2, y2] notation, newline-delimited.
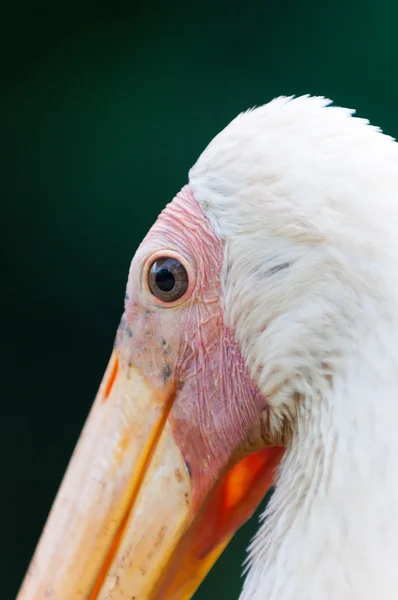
[17, 352, 194, 599]
[17, 346, 282, 600]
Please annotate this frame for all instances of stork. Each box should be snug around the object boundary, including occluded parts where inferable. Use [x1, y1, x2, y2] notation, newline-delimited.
[17, 96, 398, 600]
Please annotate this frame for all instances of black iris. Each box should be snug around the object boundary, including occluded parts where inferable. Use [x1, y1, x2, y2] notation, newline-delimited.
[148, 257, 189, 302]
[155, 268, 175, 292]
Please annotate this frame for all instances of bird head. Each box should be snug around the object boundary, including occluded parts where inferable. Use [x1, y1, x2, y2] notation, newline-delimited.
[17, 96, 398, 600]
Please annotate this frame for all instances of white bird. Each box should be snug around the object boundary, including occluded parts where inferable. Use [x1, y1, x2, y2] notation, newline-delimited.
[17, 96, 398, 600]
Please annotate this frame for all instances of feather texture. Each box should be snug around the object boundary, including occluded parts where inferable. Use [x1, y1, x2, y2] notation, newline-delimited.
[189, 96, 398, 598]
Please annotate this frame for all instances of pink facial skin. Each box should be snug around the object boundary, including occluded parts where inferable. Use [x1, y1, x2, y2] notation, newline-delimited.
[116, 185, 272, 510]
[15, 184, 284, 600]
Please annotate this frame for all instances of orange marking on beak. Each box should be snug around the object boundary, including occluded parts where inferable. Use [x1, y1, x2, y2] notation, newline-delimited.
[88, 387, 177, 600]
[152, 447, 284, 598]
[208, 446, 283, 547]
[223, 450, 270, 511]
[104, 356, 119, 400]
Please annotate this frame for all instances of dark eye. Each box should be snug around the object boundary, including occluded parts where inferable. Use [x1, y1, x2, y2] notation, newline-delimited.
[148, 257, 189, 302]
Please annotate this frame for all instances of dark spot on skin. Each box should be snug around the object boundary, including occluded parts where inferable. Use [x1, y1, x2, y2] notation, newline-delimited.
[162, 338, 169, 354]
[125, 292, 129, 301]
[155, 526, 166, 548]
[185, 460, 192, 478]
[124, 326, 133, 339]
[145, 526, 167, 565]
[145, 309, 152, 316]
[118, 316, 133, 339]
[267, 262, 290, 277]
[162, 363, 172, 382]
[175, 468, 184, 482]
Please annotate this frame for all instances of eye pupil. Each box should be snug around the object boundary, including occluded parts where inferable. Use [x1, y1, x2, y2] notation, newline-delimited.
[148, 256, 189, 303]
[155, 268, 175, 292]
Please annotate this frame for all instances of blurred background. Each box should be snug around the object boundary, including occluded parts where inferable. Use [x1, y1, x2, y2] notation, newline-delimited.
[2, 0, 398, 597]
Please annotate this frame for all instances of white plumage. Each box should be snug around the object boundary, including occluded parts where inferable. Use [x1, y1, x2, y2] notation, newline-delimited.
[190, 96, 398, 599]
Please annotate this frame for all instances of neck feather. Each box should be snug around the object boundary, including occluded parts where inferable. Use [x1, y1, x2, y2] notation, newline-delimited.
[241, 321, 398, 600]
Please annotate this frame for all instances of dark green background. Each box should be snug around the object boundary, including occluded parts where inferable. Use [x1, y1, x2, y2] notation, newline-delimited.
[3, 1, 398, 598]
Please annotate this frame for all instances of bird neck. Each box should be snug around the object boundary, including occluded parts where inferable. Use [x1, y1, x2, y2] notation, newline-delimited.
[242, 322, 398, 600]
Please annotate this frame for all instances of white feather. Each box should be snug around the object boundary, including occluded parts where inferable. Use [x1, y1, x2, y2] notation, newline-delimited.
[189, 96, 398, 599]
